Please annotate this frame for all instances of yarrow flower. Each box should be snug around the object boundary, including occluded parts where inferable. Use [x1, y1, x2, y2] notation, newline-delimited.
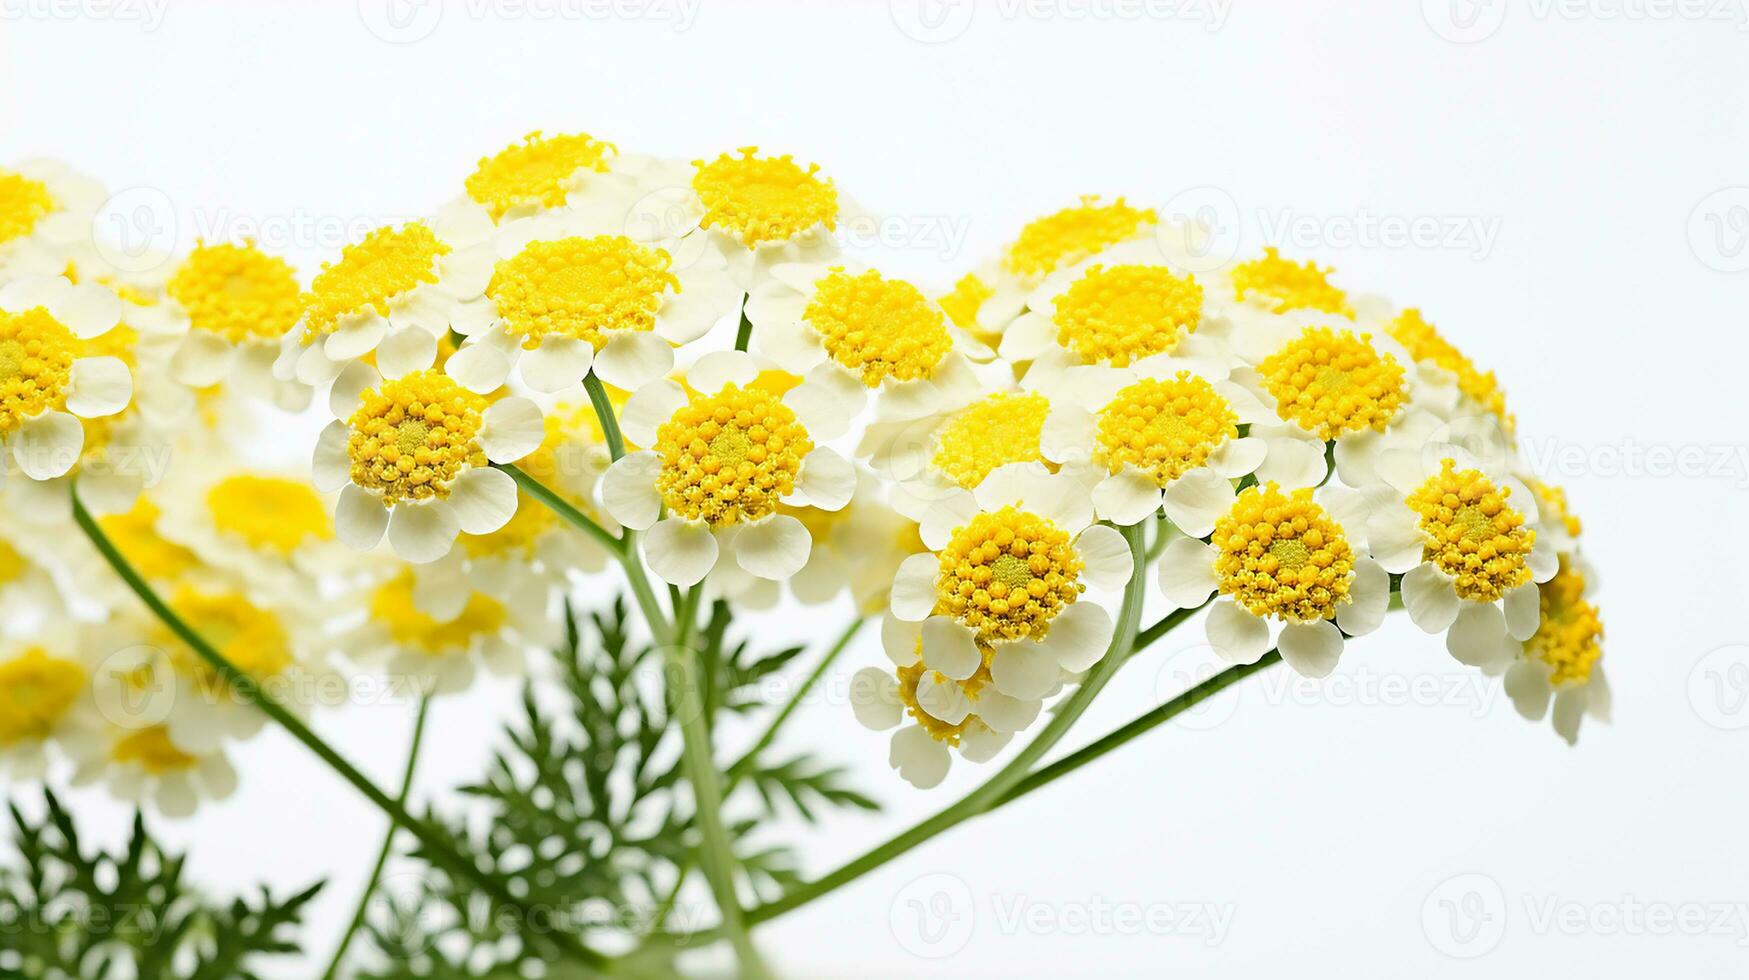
[0, 159, 108, 282]
[0, 275, 132, 483]
[164, 240, 310, 409]
[681, 147, 845, 287]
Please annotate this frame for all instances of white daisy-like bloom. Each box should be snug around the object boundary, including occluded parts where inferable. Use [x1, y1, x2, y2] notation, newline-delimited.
[743, 262, 990, 440]
[63, 718, 237, 819]
[1504, 553, 1609, 745]
[0, 159, 108, 283]
[669, 146, 845, 290]
[1366, 445, 1559, 671]
[346, 568, 555, 696]
[885, 464, 1135, 730]
[458, 130, 629, 226]
[274, 205, 495, 387]
[0, 275, 132, 482]
[777, 469, 927, 613]
[1376, 305, 1515, 434]
[600, 350, 856, 588]
[1037, 367, 1275, 531]
[162, 240, 312, 411]
[0, 623, 98, 779]
[1157, 481, 1390, 678]
[313, 361, 545, 564]
[442, 204, 741, 396]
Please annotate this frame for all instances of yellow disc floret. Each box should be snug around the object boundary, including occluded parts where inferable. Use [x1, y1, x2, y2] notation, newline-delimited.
[1214, 483, 1354, 623]
[1259, 326, 1407, 440]
[938, 273, 994, 332]
[1231, 247, 1353, 316]
[1528, 478, 1582, 538]
[465, 130, 615, 221]
[1526, 557, 1602, 687]
[98, 499, 199, 582]
[371, 571, 507, 655]
[692, 147, 838, 248]
[167, 242, 301, 343]
[0, 171, 55, 246]
[110, 726, 197, 774]
[803, 268, 952, 387]
[1052, 264, 1202, 367]
[301, 222, 450, 339]
[1096, 372, 1237, 486]
[0, 307, 77, 435]
[1405, 459, 1534, 602]
[931, 392, 1050, 491]
[346, 370, 487, 504]
[1004, 196, 1156, 278]
[0, 648, 85, 745]
[205, 474, 334, 556]
[1386, 308, 1511, 431]
[488, 235, 678, 350]
[165, 587, 295, 691]
[655, 384, 811, 527]
[936, 506, 1084, 643]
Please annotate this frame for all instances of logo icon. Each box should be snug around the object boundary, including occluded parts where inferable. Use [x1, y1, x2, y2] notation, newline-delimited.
[1158, 185, 1242, 273]
[91, 186, 177, 274]
[1422, 0, 1507, 44]
[360, 0, 443, 44]
[889, 872, 975, 958]
[1689, 644, 1749, 731]
[890, 0, 976, 44]
[1687, 188, 1749, 273]
[1421, 872, 1506, 958]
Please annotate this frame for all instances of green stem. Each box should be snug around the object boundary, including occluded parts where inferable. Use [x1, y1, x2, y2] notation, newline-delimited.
[725, 617, 865, 783]
[733, 295, 753, 352]
[71, 493, 607, 971]
[667, 588, 772, 979]
[495, 463, 622, 554]
[1133, 595, 1214, 653]
[584, 370, 626, 461]
[320, 696, 431, 980]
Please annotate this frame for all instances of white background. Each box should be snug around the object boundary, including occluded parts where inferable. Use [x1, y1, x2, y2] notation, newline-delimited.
[4, 2, 1749, 977]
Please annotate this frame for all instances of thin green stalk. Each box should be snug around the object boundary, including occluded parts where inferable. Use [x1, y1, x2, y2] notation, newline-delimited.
[584, 370, 626, 460]
[733, 295, 753, 352]
[725, 616, 865, 783]
[321, 696, 431, 980]
[495, 463, 622, 554]
[1133, 595, 1214, 653]
[667, 587, 772, 979]
[71, 493, 607, 971]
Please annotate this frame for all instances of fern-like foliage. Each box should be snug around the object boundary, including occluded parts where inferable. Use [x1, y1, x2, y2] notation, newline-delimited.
[0, 790, 320, 979]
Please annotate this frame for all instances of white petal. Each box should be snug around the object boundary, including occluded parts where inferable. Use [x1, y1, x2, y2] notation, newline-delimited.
[889, 726, 950, 789]
[1527, 533, 1559, 583]
[1157, 537, 1220, 608]
[783, 367, 864, 440]
[1447, 602, 1516, 669]
[12, 411, 82, 479]
[1205, 600, 1271, 664]
[989, 642, 1061, 700]
[976, 466, 1093, 536]
[521, 336, 595, 393]
[1504, 660, 1552, 720]
[1551, 688, 1586, 745]
[915, 673, 973, 726]
[1278, 620, 1343, 678]
[328, 360, 381, 419]
[447, 467, 518, 534]
[1335, 558, 1389, 637]
[323, 313, 389, 360]
[1331, 429, 1384, 487]
[1037, 600, 1114, 673]
[1161, 467, 1235, 538]
[920, 616, 982, 680]
[444, 340, 513, 394]
[478, 397, 546, 463]
[644, 518, 719, 586]
[621, 379, 687, 447]
[1255, 436, 1327, 489]
[957, 722, 1013, 762]
[688, 349, 761, 394]
[656, 273, 738, 344]
[890, 552, 940, 622]
[996, 310, 1054, 361]
[1503, 582, 1541, 641]
[734, 515, 811, 580]
[795, 447, 855, 511]
[52, 283, 122, 338]
[881, 613, 923, 666]
[1039, 403, 1097, 464]
[918, 489, 979, 551]
[601, 451, 664, 530]
[334, 485, 388, 550]
[974, 691, 1041, 733]
[170, 331, 238, 387]
[592, 332, 673, 390]
[1207, 435, 1267, 479]
[388, 500, 461, 563]
[1092, 469, 1164, 527]
[1074, 523, 1133, 591]
[1401, 563, 1460, 633]
[312, 420, 353, 491]
[65, 357, 132, 418]
[850, 667, 902, 730]
[376, 326, 439, 380]
[1368, 504, 1426, 574]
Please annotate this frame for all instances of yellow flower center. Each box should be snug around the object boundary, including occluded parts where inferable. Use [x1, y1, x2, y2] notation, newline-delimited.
[205, 475, 334, 556]
[1386, 308, 1512, 432]
[110, 726, 198, 774]
[0, 307, 77, 435]
[803, 269, 952, 387]
[1231, 247, 1353, 316]
[1405, 459, 1534, 602]
[1214, 483, 1354, 623]
[1004, 196, 1156, 278]
[936, 506, 1084, 643]
[465, 130, 615, 221]
[371, 571, 507, 655]
[98, 499, 200, 582]
[655, 384, 811, 527]
[1096, 372, 1237, 486]
[1259, 326, 1407, 440]
[0, 648, 85, 745]
[931, 392, 1050, 491]
[895, 641, 996, 746]
[167, 242, 301, 343]
[488, 235, 678, 350]
[346, 370, 487, 504]
[165, 587, 295, 691]
[0, 171, 55, 246]
[692, 147, 838, 248]
[1528, 478, 1582, 538]
[1527, 557, 1602, 687]
[1052, 264, 1202, 367]
[938, 273, 993, 332]
[301, 222, 450, 339]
